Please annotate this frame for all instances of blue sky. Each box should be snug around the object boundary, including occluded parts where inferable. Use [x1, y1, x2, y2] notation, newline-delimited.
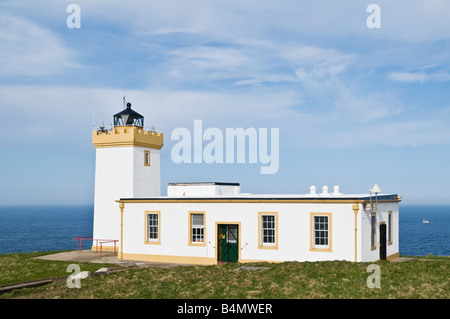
[1, 0, 450, 205]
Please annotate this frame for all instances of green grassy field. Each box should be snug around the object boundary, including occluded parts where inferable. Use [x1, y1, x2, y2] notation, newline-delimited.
[0, 252, 448, 299]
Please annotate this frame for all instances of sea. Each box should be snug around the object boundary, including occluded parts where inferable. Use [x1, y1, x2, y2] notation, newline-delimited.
[0, 204, 448, 256]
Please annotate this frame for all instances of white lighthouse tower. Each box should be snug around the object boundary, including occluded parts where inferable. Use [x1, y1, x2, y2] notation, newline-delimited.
[92, 101, 163, 251]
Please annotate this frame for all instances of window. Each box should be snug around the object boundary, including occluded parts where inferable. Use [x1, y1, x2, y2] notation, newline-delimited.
[227, 225, 238, 243]
[310, 213, 332, 252]
[371, 212, 377, 250]
[314, 216, 328, 247]
[144, 150, 150, 166]
[189, 212, 206, 246]
[388, 211, 393, 245]
[145, 211, 160, 245]
[258, 212, 278, 249]
[262, 215, 275, 244]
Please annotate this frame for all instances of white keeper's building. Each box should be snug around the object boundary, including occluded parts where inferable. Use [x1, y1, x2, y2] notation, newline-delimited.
[91, 102, 401, 264]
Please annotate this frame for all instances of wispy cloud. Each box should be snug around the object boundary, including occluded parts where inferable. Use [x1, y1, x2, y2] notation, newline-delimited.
[388, 72, 428, 83]
[167, 46, 250, 81]
[0, 13, 80, 77]
[388, 69, 450, 83]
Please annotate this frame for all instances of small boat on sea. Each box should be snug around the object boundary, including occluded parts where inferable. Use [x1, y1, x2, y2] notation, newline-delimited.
[422, 219, 431, 224]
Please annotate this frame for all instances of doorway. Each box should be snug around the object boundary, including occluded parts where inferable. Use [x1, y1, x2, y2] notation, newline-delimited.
[379, 223, 387, 260]
[217, 224, 239, 263]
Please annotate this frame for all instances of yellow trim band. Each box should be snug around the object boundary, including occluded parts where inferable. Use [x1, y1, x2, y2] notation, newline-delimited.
[122, 253, 216, 265]
[93, 126, 163, 149]
[117, 198, 398, 204]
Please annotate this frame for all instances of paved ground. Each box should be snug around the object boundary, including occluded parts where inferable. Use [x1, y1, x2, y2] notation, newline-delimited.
[390, 256, 416, 262]
[34, 250, 186, 268]
[35, 250, 425, 266]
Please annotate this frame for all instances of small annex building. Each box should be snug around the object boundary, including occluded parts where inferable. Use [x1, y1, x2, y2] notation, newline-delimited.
[91, 102, 401, 264]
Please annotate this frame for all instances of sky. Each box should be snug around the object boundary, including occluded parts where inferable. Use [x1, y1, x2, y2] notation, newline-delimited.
[1, 0, 450, 205]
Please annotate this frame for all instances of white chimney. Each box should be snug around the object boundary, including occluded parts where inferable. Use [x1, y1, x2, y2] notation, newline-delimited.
[333, 185, 341, 195]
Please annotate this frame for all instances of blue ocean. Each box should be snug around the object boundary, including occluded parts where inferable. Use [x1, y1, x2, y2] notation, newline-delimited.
[0, 205, 93, 254]
[0, 204, 448, 256]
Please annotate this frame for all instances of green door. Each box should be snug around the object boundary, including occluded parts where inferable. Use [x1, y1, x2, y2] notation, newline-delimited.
[218, 225, 239, 262]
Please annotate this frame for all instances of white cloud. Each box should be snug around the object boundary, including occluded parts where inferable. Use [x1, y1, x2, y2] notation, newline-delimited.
[388, 69, 450, 83]
[0, 14, 80, 77]
[283, 46, 351, 66]
[2, 84, 449, 152]
[333, 87, 404, 123]
[0, 1, 449, 150]
[5, 0, 450, 43]
[0, 85, 300, 145]
[282, 45, 357, 93]
[388, 72, 428, 83]
[167, 46, 250, 81]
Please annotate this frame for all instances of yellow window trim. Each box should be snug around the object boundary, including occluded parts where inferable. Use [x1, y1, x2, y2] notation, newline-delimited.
[310, 212, 332, 252]
[188, 211, 206, 247]
[388, 211, 393, 245]
[144, 150, 151, 166]
[258, 212, 279, 250]
[144, 211, 161, 245]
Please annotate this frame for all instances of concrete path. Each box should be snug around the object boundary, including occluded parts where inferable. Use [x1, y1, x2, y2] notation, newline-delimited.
[34, 250, 185, 268]
[389, 256, 417, 262]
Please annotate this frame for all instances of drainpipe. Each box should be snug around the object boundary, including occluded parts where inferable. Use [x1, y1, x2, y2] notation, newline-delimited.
[119, 202, 125, 260]
[352, 203, 359, 262]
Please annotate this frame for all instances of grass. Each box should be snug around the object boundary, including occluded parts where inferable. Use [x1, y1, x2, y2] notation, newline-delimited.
[0, 251, 119, 287]
[0, 252, 449, 299]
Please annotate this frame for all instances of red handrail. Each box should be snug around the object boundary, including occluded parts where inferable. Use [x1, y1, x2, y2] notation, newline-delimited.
[73, 236, 118, 258]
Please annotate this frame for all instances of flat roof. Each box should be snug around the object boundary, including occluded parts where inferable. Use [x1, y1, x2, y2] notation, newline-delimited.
[118, 193, 400, 202]
[168, 182, 240, 186]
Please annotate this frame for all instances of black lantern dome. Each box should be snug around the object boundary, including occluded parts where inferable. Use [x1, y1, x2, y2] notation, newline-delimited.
[113, 102, 144, 127]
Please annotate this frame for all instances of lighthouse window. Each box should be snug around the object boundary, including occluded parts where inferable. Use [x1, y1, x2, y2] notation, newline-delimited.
[144, 150, 151, 166]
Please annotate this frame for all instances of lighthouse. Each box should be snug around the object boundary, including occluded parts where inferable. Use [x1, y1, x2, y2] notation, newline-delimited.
[92, 101, 163, 250]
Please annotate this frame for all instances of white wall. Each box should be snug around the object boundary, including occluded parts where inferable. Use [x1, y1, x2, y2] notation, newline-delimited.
[93, 147, 134, 244]
[167, 183, 240, 197]
[133, 147, 161, 197]
[93, 146, 160, 247]
[121, 202, 364, 263]
[360, 202, 399, 262]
